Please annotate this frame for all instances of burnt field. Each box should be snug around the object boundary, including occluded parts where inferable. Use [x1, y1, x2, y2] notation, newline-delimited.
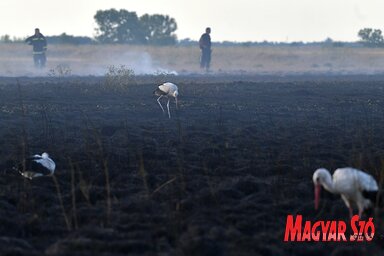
[0, 74, 384, 255]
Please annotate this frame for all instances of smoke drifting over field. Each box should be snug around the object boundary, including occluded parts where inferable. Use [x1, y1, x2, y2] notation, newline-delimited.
[102, 51, 178, 75]
[1, 43, 384, 77]
[0, 44, 179, 77]
[70, 50, 178, 76]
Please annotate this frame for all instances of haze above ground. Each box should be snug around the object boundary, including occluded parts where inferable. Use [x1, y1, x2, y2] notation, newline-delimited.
[1, 0, 383, 43]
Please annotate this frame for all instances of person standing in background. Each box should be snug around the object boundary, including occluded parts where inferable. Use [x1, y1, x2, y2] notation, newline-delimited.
[25, 28, 47, 68]
[199, 27, 211, 72]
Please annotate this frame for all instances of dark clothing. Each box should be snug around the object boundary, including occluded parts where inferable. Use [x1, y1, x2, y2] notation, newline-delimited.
[199, 33, 211, 71]
[33, 54, 46, 68]
[25, 33, 47, 52]
[25, 33, 47, 68]
[200, 48, 211, 70]
[199, 33, 211, 50]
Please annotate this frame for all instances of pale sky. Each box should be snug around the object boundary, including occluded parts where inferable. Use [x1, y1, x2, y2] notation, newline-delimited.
[0, 0, 383, 42]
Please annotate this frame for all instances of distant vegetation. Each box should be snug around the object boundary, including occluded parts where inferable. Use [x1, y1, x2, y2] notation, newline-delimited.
[94, 9, 177, 45]
[0, 33, 95, 45]
[0, 9, 383, 49]
[358, 28, 384, 47]
[47, 33, 94, 45]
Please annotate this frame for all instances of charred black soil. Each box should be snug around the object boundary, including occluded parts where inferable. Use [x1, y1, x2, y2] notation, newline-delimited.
[0, 74, 383, 255]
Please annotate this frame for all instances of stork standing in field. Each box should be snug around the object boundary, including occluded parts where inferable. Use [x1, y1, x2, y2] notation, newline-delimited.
[313, 167, 379, 218]
[154, 82, 178, 119]
[17, 152, 56, 180]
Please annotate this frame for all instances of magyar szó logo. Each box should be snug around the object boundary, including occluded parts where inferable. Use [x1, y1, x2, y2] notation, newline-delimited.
[284, 215, 375, 242]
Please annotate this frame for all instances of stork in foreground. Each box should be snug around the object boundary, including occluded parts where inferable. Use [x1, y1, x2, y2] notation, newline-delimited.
[154, 82, 178, 118]
[313, 167, 378, 218]
[17, 152, 56, 180]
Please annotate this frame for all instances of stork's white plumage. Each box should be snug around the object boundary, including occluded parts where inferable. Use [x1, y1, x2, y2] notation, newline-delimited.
[18, 152, 56, 180]
[313, 167, 378, 217]
[153, 82, 178, 118]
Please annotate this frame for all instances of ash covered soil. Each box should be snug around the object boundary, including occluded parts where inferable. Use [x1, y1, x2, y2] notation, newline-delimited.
[0, 74, 384, 255]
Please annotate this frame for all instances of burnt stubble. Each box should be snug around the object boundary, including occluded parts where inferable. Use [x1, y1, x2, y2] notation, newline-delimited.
[0, 75, 383, 255]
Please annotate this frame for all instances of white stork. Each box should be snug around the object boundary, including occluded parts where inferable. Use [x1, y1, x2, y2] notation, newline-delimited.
[313, 167, 378, 218]
[153, 82, 178, 118]
[18, 152, 56, 180]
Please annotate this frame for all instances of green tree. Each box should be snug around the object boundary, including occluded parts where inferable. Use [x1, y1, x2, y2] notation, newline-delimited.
[140, 14, 177, 45]
[94, 9, 145, 44]
[94, 9, 177, 45]
[358, 28, 384, 47]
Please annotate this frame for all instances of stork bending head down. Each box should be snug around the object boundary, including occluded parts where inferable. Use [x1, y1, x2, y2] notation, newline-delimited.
[313, 167, 378, 218]
[17, 152, 56, 180]
[154, 82, 178, 119]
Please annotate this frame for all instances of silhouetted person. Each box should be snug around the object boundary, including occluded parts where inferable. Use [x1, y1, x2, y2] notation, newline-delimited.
[199, 27, 211, 71]
[25, 28, 47, 68]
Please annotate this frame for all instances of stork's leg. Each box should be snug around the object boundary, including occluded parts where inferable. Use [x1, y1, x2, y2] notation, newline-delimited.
[357, 204, 367, 218]
[341, 195, 354, 219]
[349, 207, 354, 219]
[166, 98, 171, 118]
[157, 95, 165, 113]
[358, 209, 363, 218]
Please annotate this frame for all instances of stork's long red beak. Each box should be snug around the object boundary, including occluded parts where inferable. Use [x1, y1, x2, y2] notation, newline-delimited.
[314, 184, 321, 210]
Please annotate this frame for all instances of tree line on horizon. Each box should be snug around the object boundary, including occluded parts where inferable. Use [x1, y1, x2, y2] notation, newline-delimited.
[94, 9, 177, 45]
[1, 9, 178, 46]
[1, 8, 384, 47]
